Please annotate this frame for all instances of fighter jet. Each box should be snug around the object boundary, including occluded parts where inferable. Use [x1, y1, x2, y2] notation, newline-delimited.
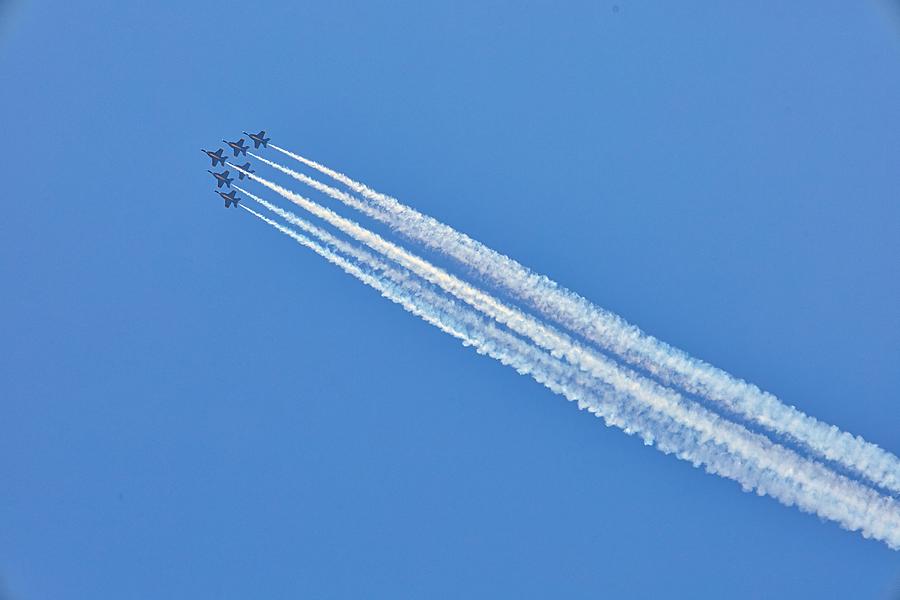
[243, 130, 270, 149]
[202, 148, 227, 167]
[235, 162, 255, 180]
[216, 189, 241, 208]
[208, 169, 233, 189]
[223, 138, 249, 157]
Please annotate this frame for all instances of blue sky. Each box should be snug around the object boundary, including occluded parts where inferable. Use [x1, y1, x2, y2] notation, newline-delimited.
[1, 1, 899, 598]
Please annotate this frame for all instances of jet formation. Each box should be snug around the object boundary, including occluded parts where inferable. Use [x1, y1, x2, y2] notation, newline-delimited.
[202, 131, 268, 208]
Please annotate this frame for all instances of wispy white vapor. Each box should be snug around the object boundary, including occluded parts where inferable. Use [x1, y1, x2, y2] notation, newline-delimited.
[235, 179, 900, 548]
[264, 145, 900, 496]
[250, 152, 373, 216]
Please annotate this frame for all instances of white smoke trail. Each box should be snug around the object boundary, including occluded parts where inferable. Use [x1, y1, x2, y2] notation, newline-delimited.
[250, 152, 374, 215]
[235, 181, 900, 547]
[263, 145, 900, 496]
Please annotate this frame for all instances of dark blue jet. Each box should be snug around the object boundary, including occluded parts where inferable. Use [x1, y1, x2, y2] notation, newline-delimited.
[224, 138, 249, 157]
[208, 169, 233, 189]
[202, 148, 227, 167]
[236, 162, 255, 180]
[243, 130, 271, 149]
[216, 189, 241, 208]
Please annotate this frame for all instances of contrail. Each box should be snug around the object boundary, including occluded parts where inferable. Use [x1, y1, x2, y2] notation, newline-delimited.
[250, 152, 374, 216]
[263, 145, 900, 496]
[240, 199, 900, 549]
[235, 180, 900, 548]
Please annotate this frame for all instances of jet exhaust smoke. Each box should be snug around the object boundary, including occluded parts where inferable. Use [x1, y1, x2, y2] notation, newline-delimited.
[234, 182, 900, 549]
[262, 146, 900, 497]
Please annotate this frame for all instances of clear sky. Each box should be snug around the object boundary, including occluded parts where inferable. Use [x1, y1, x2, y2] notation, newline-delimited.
[1, 1, 899, 598]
